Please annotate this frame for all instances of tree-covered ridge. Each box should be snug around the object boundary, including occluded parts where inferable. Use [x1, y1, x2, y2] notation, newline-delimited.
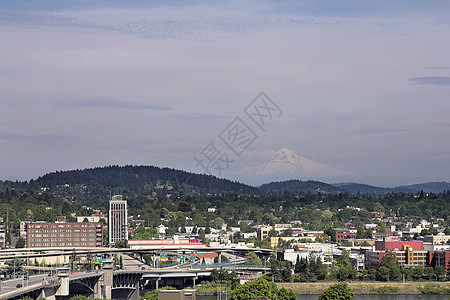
[259, 180, 342, 194]
[32, 165, 259, 194]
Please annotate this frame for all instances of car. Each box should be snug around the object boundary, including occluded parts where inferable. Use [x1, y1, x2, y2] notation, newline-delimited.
[141, 267, 146, 270]
[23, 275, 28, 280]
[16, 283, 22, 288]
[48, 272, 54, 277]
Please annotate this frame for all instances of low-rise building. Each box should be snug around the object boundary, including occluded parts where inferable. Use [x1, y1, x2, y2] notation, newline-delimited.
[424, 234, 450, 245]
[366, 245, 433, 269]
[26, 222, 103, 248]
[431, 250, 450, 270]
[77, 216, 101, 223]
[375, 237, 423, 251]
[335, 229, 357, 243]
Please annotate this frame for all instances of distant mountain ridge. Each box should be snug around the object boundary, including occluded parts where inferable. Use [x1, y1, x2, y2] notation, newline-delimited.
[335, 181, 450, 194]
[260, 180, 450, 194]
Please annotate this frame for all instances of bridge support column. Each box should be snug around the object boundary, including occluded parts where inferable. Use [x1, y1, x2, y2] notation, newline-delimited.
[93, 276, 101, 299]
[156, 277, 161, 290]
[193, 276, 198, 288]
[218, 252, 222, 263]
[55, 267, 70, 296]
[101, 260, 113, 299]
[38, 287, 57, 300]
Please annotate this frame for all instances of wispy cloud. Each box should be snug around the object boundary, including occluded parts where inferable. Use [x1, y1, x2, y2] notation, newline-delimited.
[408, 76, 450, 86]
[69, 98, 172, 110]
[0, 131, 77, 144]
[353, 127, 408, 135]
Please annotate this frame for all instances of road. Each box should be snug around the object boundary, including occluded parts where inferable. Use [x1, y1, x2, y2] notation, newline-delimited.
[120, 254, 148, 271]
[0, 273, 56, 293]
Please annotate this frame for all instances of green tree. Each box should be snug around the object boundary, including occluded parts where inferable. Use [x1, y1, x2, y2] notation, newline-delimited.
[214, 255, 229, 263]
[213, 217, 225, 229]
[324, 228, 336, 242]
[376, 266, 390, 281]
[435, 265, 445, 281]
[70, 249, 77, 271]
[245, 252, 262, 265]
[380, 253, 396, 269]
[205, 226, 211, 234]
[210, 268, 235, 283]
[115, 240, 126, 248]
[318, 282, 354, 300]
[230, 277, 279, 300]
[377, 223, 386, 233]
[268, 228, 278, 237]
[85, 251, 93, 271]
[334, 250, 355, 281]
[5, 258, 26, 276]
[283, 228, 293, 237]
[15, 237, 26, 248]
[138, 286, 177, 300]
[198, 228, 205, 241]
[277, 287, 297, 300]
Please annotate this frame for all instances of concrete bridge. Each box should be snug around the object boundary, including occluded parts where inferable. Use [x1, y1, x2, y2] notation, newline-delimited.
[0, 249, 271, 300]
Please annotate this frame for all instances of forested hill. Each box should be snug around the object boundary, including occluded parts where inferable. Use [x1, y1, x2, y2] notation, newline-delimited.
[259, 180, 342, 194]
[28, 165, 259, 195]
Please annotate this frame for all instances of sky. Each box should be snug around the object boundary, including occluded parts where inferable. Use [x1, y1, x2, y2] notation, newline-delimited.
[1, 0, 450, 187]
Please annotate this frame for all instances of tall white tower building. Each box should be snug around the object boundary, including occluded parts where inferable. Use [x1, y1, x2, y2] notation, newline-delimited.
[108, 195, 128, 246]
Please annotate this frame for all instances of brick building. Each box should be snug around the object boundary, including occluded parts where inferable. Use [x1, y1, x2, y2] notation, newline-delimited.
[431, 250, 450, 270]
[366, 245, 431, 269]
[335, 229, 357, 243]
[26, 222, 103, 248]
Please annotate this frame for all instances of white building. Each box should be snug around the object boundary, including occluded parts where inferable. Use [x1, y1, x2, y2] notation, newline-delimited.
[109, 195, 128, 246]
[77, 216, 101, 223]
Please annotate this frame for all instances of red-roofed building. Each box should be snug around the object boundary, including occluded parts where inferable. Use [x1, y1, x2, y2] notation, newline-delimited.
[375, 237, 423, 251]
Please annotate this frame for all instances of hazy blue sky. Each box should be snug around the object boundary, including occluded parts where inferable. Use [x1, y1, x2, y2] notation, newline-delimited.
[1, 0, 450, 186]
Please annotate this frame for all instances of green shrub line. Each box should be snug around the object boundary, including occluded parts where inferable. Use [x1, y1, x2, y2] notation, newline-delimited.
[418, 283, 450, 294]
[371, 286, 400, 294]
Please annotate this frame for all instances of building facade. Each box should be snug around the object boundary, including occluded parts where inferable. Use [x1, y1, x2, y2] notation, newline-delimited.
[26, 222, 103, 248]
[109, 195, 128, 246]
[335, 229, 357, 243]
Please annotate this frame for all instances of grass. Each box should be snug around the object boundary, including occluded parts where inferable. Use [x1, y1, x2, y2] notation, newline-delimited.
[277, 282, 450, 295]
[418, 283, 450, 294]
[371, 286, 400, 294]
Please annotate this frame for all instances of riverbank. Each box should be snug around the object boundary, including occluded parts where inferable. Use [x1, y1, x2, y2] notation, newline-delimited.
[277, 282, 450, 295]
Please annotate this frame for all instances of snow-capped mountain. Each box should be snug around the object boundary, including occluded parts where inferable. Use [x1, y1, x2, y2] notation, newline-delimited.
[239, 148, 355, 183]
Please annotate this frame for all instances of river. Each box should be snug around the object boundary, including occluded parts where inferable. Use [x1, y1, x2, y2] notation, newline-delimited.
[198, 295, 449, 300]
